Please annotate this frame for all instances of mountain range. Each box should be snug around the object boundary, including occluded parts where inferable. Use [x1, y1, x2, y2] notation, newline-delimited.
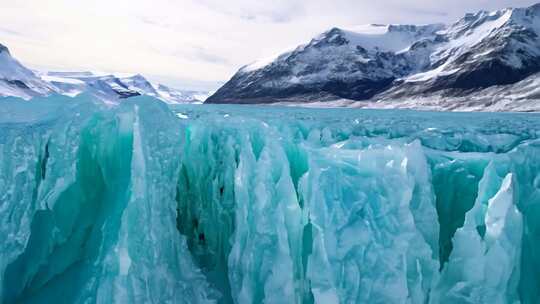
[206, 3, 540, 111]
[0, 44, 210, 104]
[2, 4, 540, 111]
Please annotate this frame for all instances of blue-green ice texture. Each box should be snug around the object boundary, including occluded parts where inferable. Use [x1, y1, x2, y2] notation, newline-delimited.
[1, 94, 540, 304]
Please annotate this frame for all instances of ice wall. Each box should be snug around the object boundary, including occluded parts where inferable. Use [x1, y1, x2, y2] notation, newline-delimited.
[1, 96, 540, 303]
[0, 96, 215, 303]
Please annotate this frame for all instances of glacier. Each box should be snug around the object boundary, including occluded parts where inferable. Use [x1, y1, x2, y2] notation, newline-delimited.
[1, 95, 540, 303]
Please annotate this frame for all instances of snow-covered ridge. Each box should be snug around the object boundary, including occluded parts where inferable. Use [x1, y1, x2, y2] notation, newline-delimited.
[0, 45, 210, 104]
[321, 24, 444, 52]
[207, 3, 540, 111]
[43, 71, 210, 104]
[0, 44, 54, 99]
[240, 23, 442, 73]
[241, 23, 443, 73]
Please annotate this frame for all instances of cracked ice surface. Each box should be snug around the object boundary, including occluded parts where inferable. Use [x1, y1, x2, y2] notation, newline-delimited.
[1, 95, 540, 303]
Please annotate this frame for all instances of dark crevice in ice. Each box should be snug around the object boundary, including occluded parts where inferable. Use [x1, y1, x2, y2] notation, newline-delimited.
[301, 220, 315, 304]
[175, 161, 235, 304]
[40, 141, 50, 180]
[284, 143, 309, 207]
[429, 156, 487, 268]
[250, 130, 265, 161]
[282, 141, 314, 302]
[29, 139, 51, 212]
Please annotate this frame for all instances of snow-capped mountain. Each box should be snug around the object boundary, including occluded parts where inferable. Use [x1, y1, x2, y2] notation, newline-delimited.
[0, 44, 55, 99]
[207, 3, 540, 111]
[0, 45, 209, 104]
[41, 71, 210, 104]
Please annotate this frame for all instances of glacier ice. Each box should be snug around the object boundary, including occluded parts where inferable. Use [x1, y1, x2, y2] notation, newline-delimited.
[1, 95, 540, 303]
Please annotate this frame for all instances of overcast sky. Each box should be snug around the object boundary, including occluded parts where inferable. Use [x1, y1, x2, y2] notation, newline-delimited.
[0, 0, 537, 90]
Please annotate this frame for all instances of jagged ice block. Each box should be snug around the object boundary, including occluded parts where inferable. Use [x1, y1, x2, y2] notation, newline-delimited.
[1, 95, 540, 303]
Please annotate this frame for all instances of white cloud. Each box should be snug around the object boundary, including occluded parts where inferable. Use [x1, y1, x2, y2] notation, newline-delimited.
[0, 0, 537, 90]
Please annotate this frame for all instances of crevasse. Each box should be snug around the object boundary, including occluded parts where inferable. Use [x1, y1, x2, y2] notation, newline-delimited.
[1, 95, 540, 303]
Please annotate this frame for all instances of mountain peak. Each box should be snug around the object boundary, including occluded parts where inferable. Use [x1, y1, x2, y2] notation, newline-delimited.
[0, 43, 10, 55]
[312, 23, 443, 53]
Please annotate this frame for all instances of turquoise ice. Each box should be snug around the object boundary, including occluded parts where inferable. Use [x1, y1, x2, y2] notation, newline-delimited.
[1, 94, 540, 303]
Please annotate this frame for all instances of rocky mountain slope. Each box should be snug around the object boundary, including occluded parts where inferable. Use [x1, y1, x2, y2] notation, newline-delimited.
[0, 44, 55, 99]
[207, 4, 540, 111]
[0, 45, 209, 104]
